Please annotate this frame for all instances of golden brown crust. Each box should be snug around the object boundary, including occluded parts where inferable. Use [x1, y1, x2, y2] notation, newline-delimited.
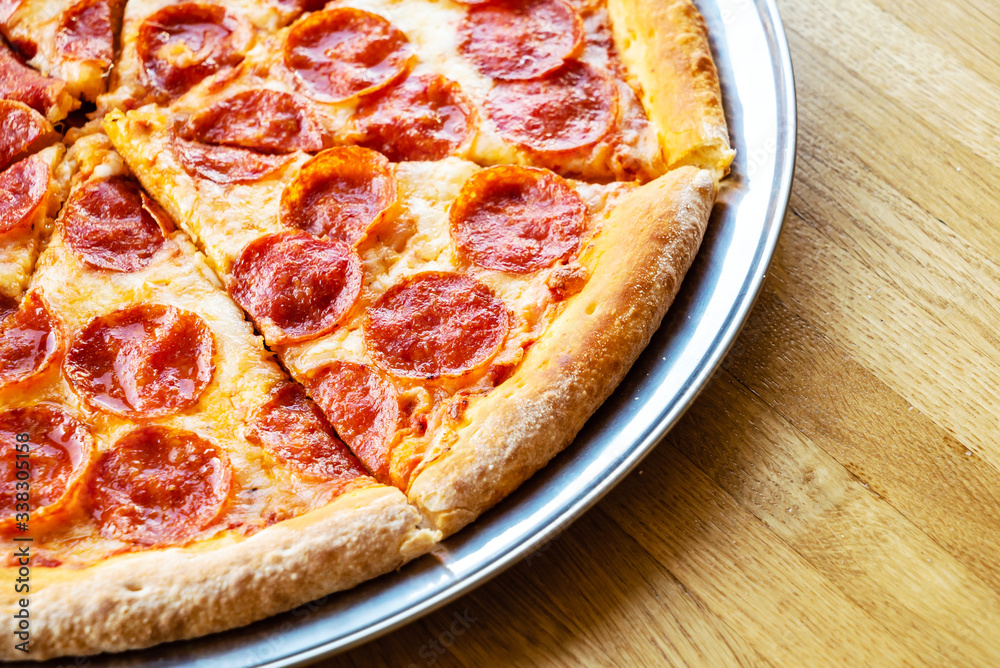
[407, 166, 716, 535]
[0, 485, 438, 661]
[606, 0, 734, 178]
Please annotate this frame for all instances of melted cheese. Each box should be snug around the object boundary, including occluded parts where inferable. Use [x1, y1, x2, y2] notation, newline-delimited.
[151, 0, 663, 182]
[106, 107, 635, 489]
[335, 0, 663, 179]
[99, 0, 290, 112]
[2, 134, 374, 567]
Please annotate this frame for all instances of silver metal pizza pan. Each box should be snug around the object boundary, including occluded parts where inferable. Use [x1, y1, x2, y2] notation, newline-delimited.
[55, 1, 795, 665]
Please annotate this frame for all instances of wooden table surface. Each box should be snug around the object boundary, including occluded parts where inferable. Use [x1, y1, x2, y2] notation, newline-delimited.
[328, 1, 1000, 665]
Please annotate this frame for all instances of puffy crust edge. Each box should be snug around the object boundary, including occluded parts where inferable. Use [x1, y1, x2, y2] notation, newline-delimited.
[0, 485, 439, 661]
[606, 0, 734, 179]
[407, 166, 715, 536]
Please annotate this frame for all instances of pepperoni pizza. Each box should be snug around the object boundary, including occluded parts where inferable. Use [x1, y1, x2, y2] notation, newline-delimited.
[1, 133, 435, 658]
[0, 0, 732, 660]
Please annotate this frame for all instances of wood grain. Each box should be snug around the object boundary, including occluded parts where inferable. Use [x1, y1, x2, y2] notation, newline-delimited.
[329, 0, 1000, 664]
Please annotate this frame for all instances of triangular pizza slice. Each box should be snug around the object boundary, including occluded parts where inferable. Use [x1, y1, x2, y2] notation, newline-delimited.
[0, 132, 436, 660]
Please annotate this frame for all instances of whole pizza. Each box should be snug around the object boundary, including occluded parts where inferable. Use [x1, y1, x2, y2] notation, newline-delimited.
[0, 0, 732, 659]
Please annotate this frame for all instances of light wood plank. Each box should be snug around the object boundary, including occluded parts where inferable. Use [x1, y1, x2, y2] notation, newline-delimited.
[867, 0, 1000, 85]
[780, 0, 1000, 168]
[600, 447, 920, 665]
[331, 508, 765, 667]
[722, 289, 1000, 595]
[672, 347, 1000, 663]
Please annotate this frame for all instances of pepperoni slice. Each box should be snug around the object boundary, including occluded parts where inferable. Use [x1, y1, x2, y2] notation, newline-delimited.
[0, 154, 48, 234]
[485, 60, 616, 154]
[56, 0, 113, 64]
[0, 40, 69, 118]
[284, 8, 413, 103]
[307, 360, 398, 480]
[137, 3, 250, 98]
[365, 273, 509, 379]
[0, 100, 51, 171]
[460, 0, 583, 80]
[0, 405, 95, 533]
[0, 293, 61, 390]
[89, 426, 231, 546]
[280, 146, 396, 245]
[173, 137, 293, 185]
[246, 383, 368, 482]
[61, 176, 166, 272]
[350, 74, 474, 162]
[65, 304, 215, 418]
[181, 90, 328, 154]
[451, 166, 585, 273]
[230, 232, 362, 344]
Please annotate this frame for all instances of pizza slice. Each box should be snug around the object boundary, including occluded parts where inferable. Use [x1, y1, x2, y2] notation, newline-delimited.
[0, 0, 123, 103]
[606, 0, 734, 176]
[105, 101, 715, 535]
[0, 99, 63, 307]
[0, 132, 437, 660]
[103, 0, 731, 182]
